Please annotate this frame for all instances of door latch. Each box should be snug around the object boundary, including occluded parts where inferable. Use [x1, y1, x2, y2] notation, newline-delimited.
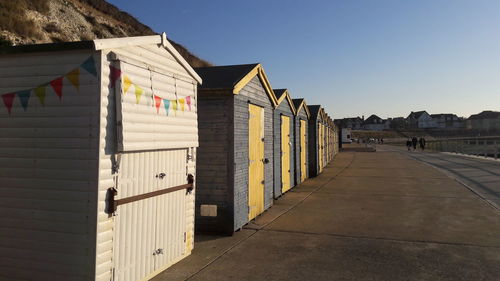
[156, 173, 166, 179]
[153, 248, 164, 255]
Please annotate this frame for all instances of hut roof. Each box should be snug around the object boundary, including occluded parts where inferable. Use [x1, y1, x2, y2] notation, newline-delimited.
[195, 64, 258, 89]
[0, 33, 202, 84]
[274, 89, 296, 115]
[308, 105, 323, 121]
[292, 98, 311, 118]
[195, 63, 278, 106]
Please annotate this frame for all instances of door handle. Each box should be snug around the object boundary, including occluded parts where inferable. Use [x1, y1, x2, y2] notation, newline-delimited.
[156, 173, 166, 179]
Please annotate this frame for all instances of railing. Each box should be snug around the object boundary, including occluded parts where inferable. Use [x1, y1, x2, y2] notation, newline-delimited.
[427, 136, 500, 159]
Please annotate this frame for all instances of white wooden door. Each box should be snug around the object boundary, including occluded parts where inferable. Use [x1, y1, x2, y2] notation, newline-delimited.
[154, 149, 188, 271]
[113, 151, 159, 281]
[113, 149, 188, 281]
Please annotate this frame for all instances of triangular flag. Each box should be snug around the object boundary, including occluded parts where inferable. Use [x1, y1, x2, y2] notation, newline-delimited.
[154, 95, 162, 113]
[66, 68, 80, 91]
[123, 75, 132, 93]
[172, 100, 178, 116]
[186, 96, 192, 111]
[81, 56, 97, 77]
[109, 66, 122, 88]
[135, 84, 143, 104]
[34, 85, 46, 105]
[17, 90, 31, 111]
[2, 93, 15, 115]
[163, 99, 170, 116]
[50, 77, 64, 99]
[179, 98, 185, 111]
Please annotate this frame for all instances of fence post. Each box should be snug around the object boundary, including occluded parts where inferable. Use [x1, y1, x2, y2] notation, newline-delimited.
[476, 138, 479, 156]
[495, 140, 498, 160]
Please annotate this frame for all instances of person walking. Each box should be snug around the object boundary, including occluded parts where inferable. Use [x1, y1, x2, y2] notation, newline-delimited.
[406, 138, 412, 151]
[419, 137, 426, 150]
[412, 137, 418, 150]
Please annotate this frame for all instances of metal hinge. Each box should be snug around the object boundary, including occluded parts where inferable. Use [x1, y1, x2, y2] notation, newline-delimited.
[184, 232, 186, 242]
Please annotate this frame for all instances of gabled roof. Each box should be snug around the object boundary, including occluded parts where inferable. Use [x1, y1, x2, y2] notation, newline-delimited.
[0, 33, 202, 84]
[407, 110, 428, 119]
[363, 114, 383, 125]
[468, 110, 500, 120]
[195, 64, 258, 89]
[430, 113, 458, 118]
[274, 89, 296, 115]
[195, 63, 278, 106]
[308, 105, 326, 121]
[292, 98, 311, 118]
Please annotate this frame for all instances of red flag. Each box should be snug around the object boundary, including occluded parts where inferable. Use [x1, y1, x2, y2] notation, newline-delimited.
[154, 95, 162, 113]
[50, 77, 63, 99]
[186, 96, 192, 111]
[2, 93, 15, 115]
[109, 66, 122, 88]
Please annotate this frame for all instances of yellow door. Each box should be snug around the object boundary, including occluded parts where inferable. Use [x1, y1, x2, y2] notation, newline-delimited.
[281, 115, 291, 193]
[300, 120, 307, 182]
[318, 123, 323, 173]
[248, 104, 264, 221]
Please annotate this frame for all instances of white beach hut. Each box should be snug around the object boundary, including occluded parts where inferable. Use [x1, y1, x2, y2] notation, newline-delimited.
[0, 34, 201, 281]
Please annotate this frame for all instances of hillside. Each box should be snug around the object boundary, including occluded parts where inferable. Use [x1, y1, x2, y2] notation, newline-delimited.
[0, 0, 212, 67]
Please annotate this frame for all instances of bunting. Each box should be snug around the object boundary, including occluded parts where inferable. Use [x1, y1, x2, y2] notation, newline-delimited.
[34, 85, 46, 105]
[179, 98, 185, 112]
[17, 90, 31, 111]
[154, 95, 162, 113]
[1, 93, 15, 115]
[172, 100, 178, 116]
[123, 75, 132, 93]
[50, 77, 64, 99]
[135, 85, 144, 104]
[66, 68, 80, 91]
[0, 55, 97, 115]
[0, 54, 196, 117]
[108, 65, 196, 116]
[81, 56, 97, 77]
[163, 99, 170, 116]
[186, 96, 191, 111]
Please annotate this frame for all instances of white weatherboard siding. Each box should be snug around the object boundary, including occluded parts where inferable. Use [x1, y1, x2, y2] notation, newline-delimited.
[96, 44, 197, 281]
[0, 50, 100, 280]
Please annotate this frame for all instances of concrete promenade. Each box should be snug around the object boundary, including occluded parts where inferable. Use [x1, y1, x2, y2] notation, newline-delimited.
[154, 148, 500, 281]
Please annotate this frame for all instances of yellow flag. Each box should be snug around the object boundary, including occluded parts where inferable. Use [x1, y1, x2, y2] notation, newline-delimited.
[135, 84, 143, 104]
[34, 85, 46, 105]
[172, 100, 178, 116]
[179, 98, 185, 111]
[66, 68, 80, 90]
[123, 75, 132, 93]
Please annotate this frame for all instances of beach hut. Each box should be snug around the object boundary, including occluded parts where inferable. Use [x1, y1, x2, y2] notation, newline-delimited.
[333, 122, 340, 156]
[307, 105, 326, 177]
[194, 63, 278, 234]
[292, 98, 311, 185]
[325, 114, 333, 163]
[0, 34, 201, 281]
[273, 89, 296, 198]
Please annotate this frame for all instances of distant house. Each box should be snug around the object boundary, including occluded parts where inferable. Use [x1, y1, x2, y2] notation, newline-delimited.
[430, 113, 463, 129]
[466, 111, 500, 131]
[362, 114, 385, 131]
[388, 117, 406, 130]
[334, 116, 363, 130]
[407, 111, 436, 128]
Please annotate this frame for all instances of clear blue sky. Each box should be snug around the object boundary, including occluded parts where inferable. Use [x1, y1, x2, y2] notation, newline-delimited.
[108, 0, 500, 119]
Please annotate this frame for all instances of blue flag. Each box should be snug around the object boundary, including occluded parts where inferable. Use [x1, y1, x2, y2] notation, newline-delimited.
[17, 90, 31, 111]
[81, 56, 97, 77]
